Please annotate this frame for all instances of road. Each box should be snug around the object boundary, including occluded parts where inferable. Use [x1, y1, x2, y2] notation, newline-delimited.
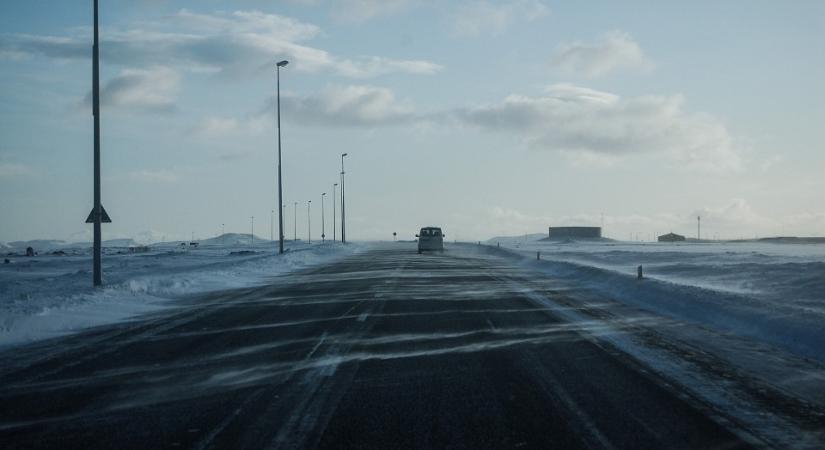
[0, 243, 752, 449]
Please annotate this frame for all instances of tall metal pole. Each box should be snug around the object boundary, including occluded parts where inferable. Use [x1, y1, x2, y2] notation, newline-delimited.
[321, 193, 326, 242]
[333, 183, 337, 241]
[293, 201, 297, 240]
[92, 0, 102, 286]
[276, 61, 288, 255]
[307, 201, 312, 244]
[697, 216, 701, 241]
[341, 153, 347, 243]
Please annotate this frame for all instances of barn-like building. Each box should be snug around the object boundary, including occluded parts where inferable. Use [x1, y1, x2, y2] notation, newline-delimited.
[658, 232, 686, 242]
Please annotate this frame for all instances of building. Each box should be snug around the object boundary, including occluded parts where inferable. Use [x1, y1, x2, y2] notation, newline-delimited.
[658, 232, 686, 242]
[548, 226, 602, 239]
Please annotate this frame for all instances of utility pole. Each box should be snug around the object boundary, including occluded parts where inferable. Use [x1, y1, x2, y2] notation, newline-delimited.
[307, 201, 312, 244]
[86, 0, 112, 286]
[341, 153, 348, 243]
[321, 192, 326, 242]
[333, 183, 338, 241]
[275, 60, 288, 254]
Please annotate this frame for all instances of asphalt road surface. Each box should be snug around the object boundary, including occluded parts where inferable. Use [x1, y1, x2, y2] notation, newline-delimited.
[0, 243, 753, 449]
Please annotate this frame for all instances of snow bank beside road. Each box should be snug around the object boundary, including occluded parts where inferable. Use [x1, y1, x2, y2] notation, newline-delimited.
[0, 241, 365, 348]
[495, 240, 825, 363]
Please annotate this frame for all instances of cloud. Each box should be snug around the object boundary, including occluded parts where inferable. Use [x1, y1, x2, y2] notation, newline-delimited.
[194, 84, 416, 136]
[170, 9, 321, 41]
[335, 57, 442, 78]
[83, 66, 180, 113]
[190, 115, 269, 140]
[452, 0, 549, 37]
[330, 0, 412, 24]
[0, 9, 442, 79]
[454, 83, 742, 172]
[691, 198, 772, 231]
[550, 31, 653, 78]
[0, 162, 34, 178]
[129, 169, 178, 183]
[200, 81, 744, 173]
[192, 117, 244, 137]
[266, 84, 416, 127]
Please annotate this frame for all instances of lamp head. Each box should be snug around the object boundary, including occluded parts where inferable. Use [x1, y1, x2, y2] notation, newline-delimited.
[276, 60, 289, 67]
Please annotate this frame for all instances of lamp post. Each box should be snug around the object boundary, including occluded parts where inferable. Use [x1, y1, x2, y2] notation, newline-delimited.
[333, 183, 338, 241]
[293, 201, 297, 241]
[341, 153, 348, 243]
[307, 200, 312, 244]
[321, 192, 326, 242]
[92, 0, 102, 286]
[86, 0, 113, 286]
[275, 59, 289, 255]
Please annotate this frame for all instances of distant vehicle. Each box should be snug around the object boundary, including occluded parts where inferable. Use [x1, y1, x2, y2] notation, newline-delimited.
[416, 227, 445, 254]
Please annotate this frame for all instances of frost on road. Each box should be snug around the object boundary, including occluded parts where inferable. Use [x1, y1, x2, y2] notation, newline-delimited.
[1, 242, 824, 448]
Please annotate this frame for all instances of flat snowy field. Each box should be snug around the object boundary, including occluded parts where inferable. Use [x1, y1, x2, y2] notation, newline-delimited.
[0, 236, 364, 348]
[491, 237, 825, 363]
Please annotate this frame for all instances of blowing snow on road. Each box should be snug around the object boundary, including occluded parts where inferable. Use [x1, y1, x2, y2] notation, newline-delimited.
[2, 243, 823, 448]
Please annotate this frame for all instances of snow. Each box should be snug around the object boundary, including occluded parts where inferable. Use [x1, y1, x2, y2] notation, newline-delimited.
[0, 235, 365, 348]
[492, 238, 825, 363]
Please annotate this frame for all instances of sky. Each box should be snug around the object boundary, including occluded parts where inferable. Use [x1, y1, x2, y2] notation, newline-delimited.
[1, 0, 824, 243]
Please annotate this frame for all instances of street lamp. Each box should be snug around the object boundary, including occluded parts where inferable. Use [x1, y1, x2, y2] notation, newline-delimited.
[293, 201, 298, 241]
[321, 192, 326, 242]
[341, 153, 348, 243]
[275, 59, 289, 255]
[307, 200, 312, 244]
[333, 183, 338, 241]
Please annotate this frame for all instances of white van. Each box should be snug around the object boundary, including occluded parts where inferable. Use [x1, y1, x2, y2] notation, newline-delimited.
[416, 227, 445, 254]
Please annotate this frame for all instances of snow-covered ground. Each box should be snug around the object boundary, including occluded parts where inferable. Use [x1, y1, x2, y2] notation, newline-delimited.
[490, 236, 825, 363]
[0, 235, 365, 348]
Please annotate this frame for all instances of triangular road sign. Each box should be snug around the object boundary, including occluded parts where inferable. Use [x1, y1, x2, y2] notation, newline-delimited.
[85, 205, 112, 223]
